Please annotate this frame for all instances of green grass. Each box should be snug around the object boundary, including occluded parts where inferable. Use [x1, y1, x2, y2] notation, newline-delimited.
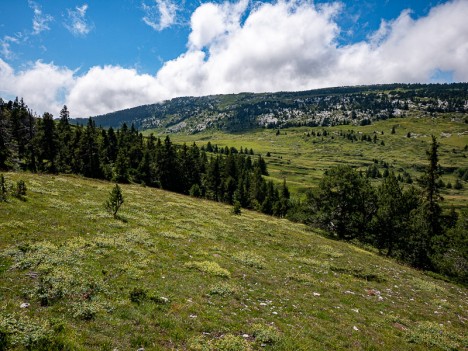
[166, 113, 468, 208]
[0, 172, 467, 350]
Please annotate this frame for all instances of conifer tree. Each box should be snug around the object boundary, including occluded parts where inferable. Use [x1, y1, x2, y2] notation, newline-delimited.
[78, 119, 102, 178]
[407, 136, 444, 269]
[374, 173, 404, 256]
[232, 199, 242, 215]
[0, 174, 7, 201]
[113, 148, 130, 183]
[315, 165, 376, 240]
[35, 112, 58, 172]
[0, 106, 11, 170]
[205, 156, 221, 201]
[13, 180, 27, 200]
[57, 105, 72, 172]
[420, 135, 443, 239]
[156, 136, 179, 191]
[106, 184, 124, 218]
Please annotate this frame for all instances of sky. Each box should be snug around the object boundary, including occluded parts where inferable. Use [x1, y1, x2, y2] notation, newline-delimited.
[0, 0, 467, 118]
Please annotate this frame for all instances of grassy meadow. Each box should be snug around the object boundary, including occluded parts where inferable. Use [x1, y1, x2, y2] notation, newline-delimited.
[166, 113, 468, 208]
[0, 172, 467, 350]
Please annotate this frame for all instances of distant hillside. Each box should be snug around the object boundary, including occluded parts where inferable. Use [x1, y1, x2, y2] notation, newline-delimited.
[74, 83, 468, 133]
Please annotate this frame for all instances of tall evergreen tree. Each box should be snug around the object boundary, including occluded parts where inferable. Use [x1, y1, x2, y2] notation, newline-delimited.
[205, 156, 222, 201]
[420, 135, 443, 237]
[156, 136, 179, 191]
[35, 112, 58, 172]
[0, 106, 10, 169]
[408, 136, 444, 269]
[374, 173, 404, 256]
[77, 118, 102, 178]
[56, 105, 73, 172]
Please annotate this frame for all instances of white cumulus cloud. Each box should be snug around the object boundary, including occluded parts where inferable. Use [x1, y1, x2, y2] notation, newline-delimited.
[142, 0, 178, 31]
[66, 65, 167, 116]
[0, 59, 75, 116]
[188, 0, 249, 50]
[65, 4, 93, 37]
[3, 0, 468, 118]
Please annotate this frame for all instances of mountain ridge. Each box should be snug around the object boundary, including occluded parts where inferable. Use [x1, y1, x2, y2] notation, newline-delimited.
[74, 83, 468, 133]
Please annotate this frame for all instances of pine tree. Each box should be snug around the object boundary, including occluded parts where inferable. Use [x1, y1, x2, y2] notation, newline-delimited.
[374, 173, 404, 256]
[35, 112, 58, 172]
[77, 119, 102, 178]
[57, 105, 72, 172]
[13, 179, 27, 200]
[0, 106, 11, 170]
[315, 165, 376, 240]
[156, 136, 179, 191]
[0, 174, 7, 201]
[205, 156, 221, 201]
[105, 184, 124, 218]
[232, 199, 242, 215]
[408, 136, 443, 269]
[113, 148, 130, 183]
[420, 135, 443, 238]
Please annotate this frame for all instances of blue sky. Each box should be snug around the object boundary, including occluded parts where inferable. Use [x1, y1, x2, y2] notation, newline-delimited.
[0, 0, 466, 117]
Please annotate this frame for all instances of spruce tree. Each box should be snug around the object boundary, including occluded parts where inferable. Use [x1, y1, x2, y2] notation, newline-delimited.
[409, 135, 443, 269]
[13, 180, 27, 200]
[0, 174, 7, 201]
[374, 173, 404, 256]
[106, 184, 124, 218]
[315, 165, 376, 241]
[420, 135, 443, 238]
[0, 107, 11, 170]
[35, 112, 58, 172]
[57, 105, 72, 172]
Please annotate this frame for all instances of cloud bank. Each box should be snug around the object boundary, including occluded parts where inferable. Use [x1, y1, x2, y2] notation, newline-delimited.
[2, 0, 468, 117]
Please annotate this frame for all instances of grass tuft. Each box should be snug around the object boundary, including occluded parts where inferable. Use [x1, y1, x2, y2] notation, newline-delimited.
[185, 261, 231, 278]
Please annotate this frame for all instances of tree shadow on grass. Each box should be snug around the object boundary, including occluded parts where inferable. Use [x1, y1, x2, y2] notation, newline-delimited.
[114, 214, 128, 223]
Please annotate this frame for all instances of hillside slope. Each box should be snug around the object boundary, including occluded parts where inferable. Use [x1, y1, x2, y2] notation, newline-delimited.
[0, 173, 467, 350]
[78, 83, 468, 133]
[169, 115, 468, 210]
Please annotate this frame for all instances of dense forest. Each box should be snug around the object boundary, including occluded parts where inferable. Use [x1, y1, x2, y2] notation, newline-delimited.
[0, 98, 290, 217]
[1, 97, 466, 284]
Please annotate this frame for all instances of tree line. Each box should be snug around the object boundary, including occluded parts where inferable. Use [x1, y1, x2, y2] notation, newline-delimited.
[0, 98, 290, 217]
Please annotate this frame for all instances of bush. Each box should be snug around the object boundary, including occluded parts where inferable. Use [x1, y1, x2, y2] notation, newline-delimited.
[232, 251, 265, 269]
[185, 261, 231, 278]
[252, 324, 281, 345]
[454, 179, 463, 190]
[190, 184, 202, 197]
[189, 334, 251, 351]
[129, 287, 147, 304]
[232, 201, 241, 215]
